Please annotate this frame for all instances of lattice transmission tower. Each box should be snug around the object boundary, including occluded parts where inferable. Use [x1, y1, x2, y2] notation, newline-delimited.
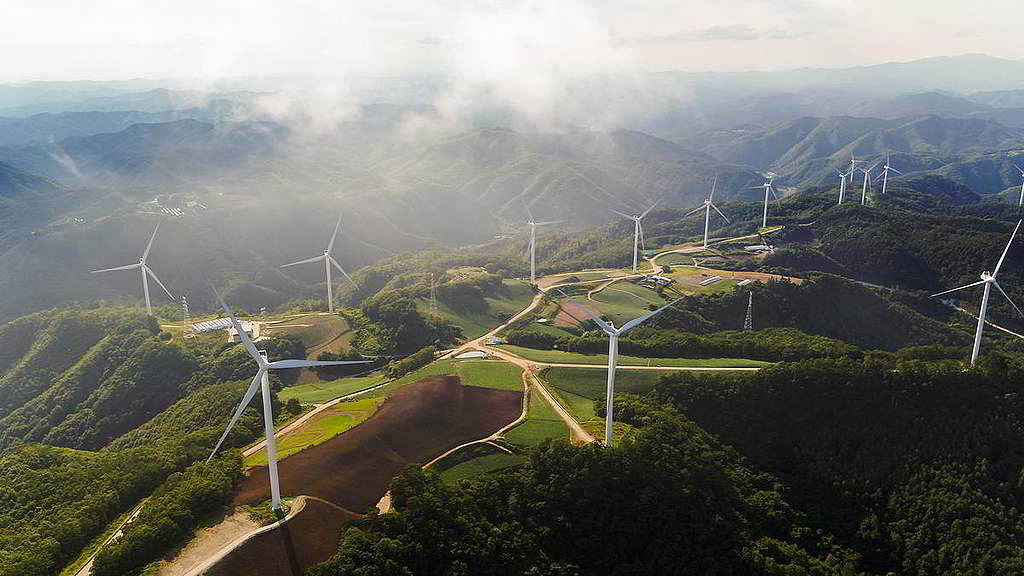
[743, 291, 753, 332]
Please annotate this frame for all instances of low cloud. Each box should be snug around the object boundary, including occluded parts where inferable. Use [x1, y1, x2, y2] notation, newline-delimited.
[634, 24, 803, 43]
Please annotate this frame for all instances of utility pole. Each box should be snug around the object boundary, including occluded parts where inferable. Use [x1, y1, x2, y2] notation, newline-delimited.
[743, 291, 753, 332]
[182, 296, 194, 339]
[429, 273, 437, 313]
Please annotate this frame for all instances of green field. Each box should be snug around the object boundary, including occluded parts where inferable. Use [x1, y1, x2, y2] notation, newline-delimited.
[542, 367, 665, 420]
[453, 360, 524, 391]
[499, 345, 770, 368]
[587, 282, 665, 325]
[433, 443, 526, 484]
[244, 397, 381, 467]
[263, 314, 354, 355]
[419, 279, 536, 340]
[279, 372, 389, 404]
[504, 387, 570, 446]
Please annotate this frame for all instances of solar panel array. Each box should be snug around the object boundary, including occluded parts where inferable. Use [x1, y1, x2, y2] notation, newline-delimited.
[191, 317, 233, 333]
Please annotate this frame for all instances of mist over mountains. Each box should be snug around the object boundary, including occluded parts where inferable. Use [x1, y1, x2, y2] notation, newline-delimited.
[0, 54, 1022, 319]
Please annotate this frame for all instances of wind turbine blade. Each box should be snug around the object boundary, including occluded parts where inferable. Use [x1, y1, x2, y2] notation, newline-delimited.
[638, 221, 646, 251]
[993, 281, 1024, 318]
[267, 359, 373, 370]
[526, 205, 534, 222]
[326, 212, 343, 254]
[610, 208, 633, 220]
[329, 256, 357, 287]
[769, 185, 781, 203]
[709, 175, 718, 202]
[993, 219, 1022, 277]
[619, 297, 683, 334]
[210, 282, 264, 365]
[930, 279, 987, 298]
[145, 267, 174, 300]
[91, 262, 141, 274]
[142, 221, 161, 262]
[683, 205, 705, 218]
[534, 220, 566, 226]
[640, 200, 660, 219]
[589, 315, 616, 334]
[207, 370, 264, 462]
[890, 167, 903, 175]
[1016, 164, 1024, 176]
[710, 202, 730, 223]
[281, 254, 326, 268]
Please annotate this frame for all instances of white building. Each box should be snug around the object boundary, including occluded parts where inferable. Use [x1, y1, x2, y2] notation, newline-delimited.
[227, 321, 261, 343]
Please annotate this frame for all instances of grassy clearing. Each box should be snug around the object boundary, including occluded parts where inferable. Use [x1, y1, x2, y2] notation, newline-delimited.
[454, 360, 523, 391]
[263, 314, 353, 355]
[245, 397, 382, 467]
[280, 373, 388, 404]
[587, 283, 664, 325]
[505, 387, 570, 446]
[433, 443, 526, 484]
[419, 280, 536, 340]
[542, 367, 664, 420]
[499, 345, 770, 368]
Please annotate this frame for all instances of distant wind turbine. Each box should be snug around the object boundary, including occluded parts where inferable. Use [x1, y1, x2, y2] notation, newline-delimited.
[206, 284, 371, 511]
[848, 154, 861, 184]
[590, 297, 681, 446]
[1015, 165, 1024, 207]
[878, 153, 903, 195]
[753, 175, 779, 228]
[836, 168, 851, 205]
[525, 207, 564, 284]
[859, 161, 880, 205]
[930, 219, 1023, 368]
[281, 212, 356, 314]
[91, 221, 173, 315]
[684, 176, 729, 248]
[612, 201, 659, 272]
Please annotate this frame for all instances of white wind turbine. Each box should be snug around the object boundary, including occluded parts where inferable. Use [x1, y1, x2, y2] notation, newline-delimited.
[848, 154, 861, 184]
[524, 207, 564, 284]
[877, 153, 903, 195]
[859, 161, 880, 205]
[1015, 165, 1024, 207]
[931, 219, 1023, 368]
[590, 297, 682, 446]
[836, 168, 851, 205]
[612, 201, 659, 272]
[281, 213, 356, 314]
[206, 284, 371, 511]
[684, 176, 729, 248]
[754, 175, 779, 228]
[91, 221, 173, 315]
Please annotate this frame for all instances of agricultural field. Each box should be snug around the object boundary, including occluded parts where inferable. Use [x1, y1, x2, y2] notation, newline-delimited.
[279, 372, 389, 404]
[433, 443, 526, 484]
[262, 314, 354, 356]
[499, 345, 771, 368]
[542, 367, 664, 421]
[586, 282, 666, 325]
[504, 386, 570, 446]
[244, 397, 382, 467]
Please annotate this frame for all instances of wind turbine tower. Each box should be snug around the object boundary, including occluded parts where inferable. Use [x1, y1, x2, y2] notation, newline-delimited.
[281, 212, 356, 314]
[590, 298, 681, 446]
[613, 202, 659, 272]
[878, 154, 903, 195]
[755, 175, 779, 228]
[525, 208, 564, 284]
[91, 221, 174, 315]
[684, 176, 729, 248]
[837, 169, 851, 205]
[860, 162, 880, 205]
[206, 285, 371, 511]
[931, 219, 1024, 368]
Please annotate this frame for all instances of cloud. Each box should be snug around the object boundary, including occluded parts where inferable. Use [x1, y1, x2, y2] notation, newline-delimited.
[634, 24, 804, 43]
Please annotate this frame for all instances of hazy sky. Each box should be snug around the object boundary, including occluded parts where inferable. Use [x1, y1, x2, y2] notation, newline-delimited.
[2, 0, 1023, 82]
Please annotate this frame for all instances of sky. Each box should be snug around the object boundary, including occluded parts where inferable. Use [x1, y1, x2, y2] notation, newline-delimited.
[2, 0, 1023, 82]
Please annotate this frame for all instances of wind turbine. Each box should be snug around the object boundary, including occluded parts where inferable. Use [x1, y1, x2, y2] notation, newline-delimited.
[281, 212, 356, 314]
[612, 201, 659, 272]
[848, 154, 861, 184]
[877, 153, 902, 195]
[836, 169, 851, 205]
[753, 175, 779, 228]
[1015, 165, 1024, 207]
[931, 219, 1023, 368]
[206, 284, 371, 511]
[590, 297, 681, 446]
[525, 207, 564, 284]
[859, 161, 880, 205]
[91, 221, 173, 315]
[684, 176, 729, 248]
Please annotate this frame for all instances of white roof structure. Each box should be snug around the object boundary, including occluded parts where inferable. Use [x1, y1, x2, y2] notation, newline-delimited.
[191, 318, 233, 333]
[454, 350, 489, 359]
